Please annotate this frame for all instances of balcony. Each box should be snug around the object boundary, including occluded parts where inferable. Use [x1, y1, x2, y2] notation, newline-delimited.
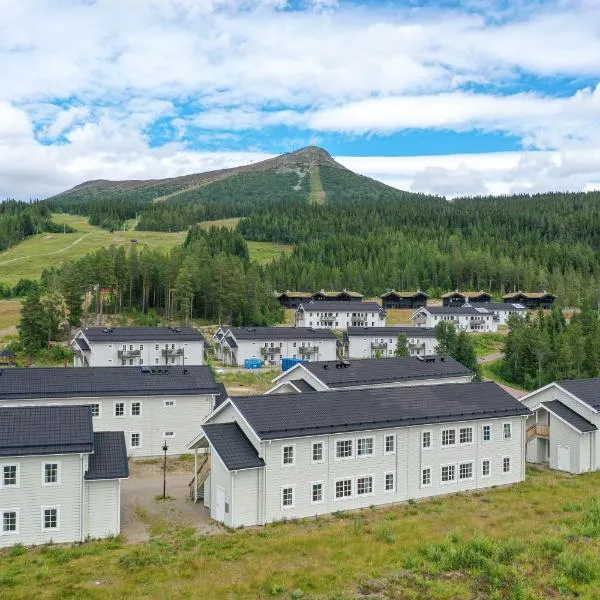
[371, 342, 388, 350]
[299, 345, 319, 355]
[409, 342, 425, 349]
[526, 423, 550, 442]
[118, 349, 141, 359]
[162, 348, 184, 357]
[260, 346, 281, 356]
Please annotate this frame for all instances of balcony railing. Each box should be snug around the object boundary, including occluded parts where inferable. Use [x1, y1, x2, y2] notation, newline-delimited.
[118, 349, 141, 359]
[162, 348, 184, 357]
[526, 423, 550, 442]
[260, 346, 281, 355]
[299, 345, 319, 355]
[409, 342, 425, 349]
[371, 342, 388, 350]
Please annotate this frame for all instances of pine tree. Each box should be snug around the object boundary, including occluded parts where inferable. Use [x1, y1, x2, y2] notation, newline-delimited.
[394, 333, 409, 356]
[18, 290, 48, 355]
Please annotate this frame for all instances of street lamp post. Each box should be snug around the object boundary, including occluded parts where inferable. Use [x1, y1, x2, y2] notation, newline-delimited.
[162, 442, 168, 499]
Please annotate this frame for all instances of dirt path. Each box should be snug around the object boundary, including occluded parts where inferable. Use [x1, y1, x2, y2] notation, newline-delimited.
[0, 233, 91, 267]
[478, 351, 505, 364]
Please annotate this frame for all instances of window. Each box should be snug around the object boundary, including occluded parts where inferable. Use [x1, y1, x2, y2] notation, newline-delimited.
[422, 431, 432, 449]
[140, 359, 144, 365]
[503, 423, 512, 440]
[164, 399, 176, 408]
[155, 358, 159, 364]
[422, 467, 432, 487]
[155, 344, 159, 350]
[140, 344, 144, 350]
[311, 482, 324, 504]
[171, 358, 176, 364]
[114, 402, 125, 417]
[459, 462, 473, 480]
[42, 507, 59, 530]
[459, 427, 473, 444]
[441, 429, 456, 446]
[482, 424, 491, 442]
[129, 344, 133, 351]
[335, 479, 352, 499]
[2, 465, 18, 487]
[357, 437, 373, 457]
[122, 344, 126, 350]
[357, 476, 373, 496]
[131, 433, 141, 448]
[503, 457, 511, 473]
[282, 486, 294, 508]
[131, 401, 142, 416]
[385, 472, 395, 492]
[163, 431, 175, 438]
[90, 403, 100, 418]
[312, 442, 323, 463]
[171, 344, 176, 349]
[43, 463, 59, 485]
[441, 464, 456, 484]
[384, 434, 395, 454]
[121, 360, 126, 366]
[282, 445, 295, 466]
[336, 439, 353, 459]
[129, 359, 134, 366]
[482, 459, 491, 477]
[2, 511, 17, 533]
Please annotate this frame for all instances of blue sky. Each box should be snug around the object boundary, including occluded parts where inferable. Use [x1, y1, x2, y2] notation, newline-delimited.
[0, 0, 599, 198]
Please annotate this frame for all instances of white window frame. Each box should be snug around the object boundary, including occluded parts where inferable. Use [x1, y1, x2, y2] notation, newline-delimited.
[459, 427, 473, 446]
[41, 461, 60, 487]
[114, 401, 126, 418]
[311, 442, 324, 464]
[163, 431, 175, 439]
[502, 456, 511, 474]
[482, 424, 492, 443]
[163, 399, 176, 408]
[441, 429, 456, 447]
[41, 505, 60, 532]
[1, 509, 19, 535]
[481, 458, 491, 478]
[334, 477, 353, 500]
[130, 432, 142, 448]
[459, 461, 474, 481]
[310, 481, 324, 505]
[90, 403, 101, 418]
[335, 439, 354, 461]
[440, 463, 456, 485]
[281, 485, 295, 509]
[384, 434, 396, 455]
[1, 463, 19, 488]
[130, 401, 142, 417]
[384, 471, 395, 493]
[356, 474, 374, 497]
[422, 430, 432, 449]
[282, 444, 295, 467]
[503, 423, 512, 440]
[421, 466, 432, 488]
[357, 437, 374, 458]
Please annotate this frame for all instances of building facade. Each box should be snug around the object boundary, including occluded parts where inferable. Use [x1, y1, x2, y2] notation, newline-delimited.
[71, 327, 206, 367]
[190, 382, 529, 527]
[277, 290, 363, 309]
[345, 326, 437, 359]
[411, 305, 498, 333]
[296, 301, 386, 329]
[0, 366, 220, 457]
[380, 291, 428, 309]
[442, 291, 492, 307]
[503, 292, 556, 310]
[0, 405, 128, 547]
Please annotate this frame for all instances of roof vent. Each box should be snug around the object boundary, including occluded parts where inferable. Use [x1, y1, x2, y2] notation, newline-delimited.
[183, 368, 188, 374]
[141, 366, 150, 373]
[174, 328, 181, 333]
[103, 328, 113, 334]
[440, 356, 445, 362]
[323, 364, 329, 370]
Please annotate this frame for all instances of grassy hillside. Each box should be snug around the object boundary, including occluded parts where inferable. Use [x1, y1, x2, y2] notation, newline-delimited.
[3, 468, 600, 598]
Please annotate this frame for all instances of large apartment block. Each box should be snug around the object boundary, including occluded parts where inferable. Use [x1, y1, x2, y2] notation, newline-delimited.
[345, 326, 437, 358]
[296, 301, 386, 329]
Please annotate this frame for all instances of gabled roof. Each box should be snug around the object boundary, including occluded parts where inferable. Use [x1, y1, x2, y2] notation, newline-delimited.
[441, 291, 491, 299]
[291, 379, 317, 392]
[85, 432, 129, 480]
[346, 326, 436, 338]
[541, 400, 597, 433]
[214, 383, 229, 408]
[557, 378, 600, 411]
[381, 290, 428, 298]
[503, 291, 556, 300]
[300, 356, 471, 388]
[484, 302, 526, 311]
[416, 305, 494, 316]
[227, 327, 337, 341]
[298, 301, 384, 313]
[0, 405, 94, 457]
[0, 366, 219, 400]
[277, 291, 312, 298]
[312, 290, 364, 299]
[75, 335, 90, 352]
[80, 327, 205, 343]
[202, 422, 265, 470]
[231, 381, 531, 440]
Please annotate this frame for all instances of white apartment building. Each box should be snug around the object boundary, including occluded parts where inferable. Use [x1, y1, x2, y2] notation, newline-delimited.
[296, 301, 386, 330]
[215, 327, 338, 366]
[0, 405, 128, 547]
[411, 305, 498, 333]
[71, 327, 206, 367]
[189, 381, 529, 527]
[484, 302, 527, 326]
[0, 366, 220, 457]
[345, 326, 437, 359]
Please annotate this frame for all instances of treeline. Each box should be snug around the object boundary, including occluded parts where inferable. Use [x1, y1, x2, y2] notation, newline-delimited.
[498, 308, 600, 390]
[0, 201, 72, 252]
[38, 226, 283, 328]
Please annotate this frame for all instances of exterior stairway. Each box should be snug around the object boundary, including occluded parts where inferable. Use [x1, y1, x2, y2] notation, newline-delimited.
[188, 454, 211, 502]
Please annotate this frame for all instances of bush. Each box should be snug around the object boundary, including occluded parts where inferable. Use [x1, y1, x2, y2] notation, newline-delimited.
[559, 552, 598, 584]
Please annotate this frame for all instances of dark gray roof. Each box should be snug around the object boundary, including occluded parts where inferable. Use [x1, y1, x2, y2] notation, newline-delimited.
[75, 335, 90, 352]
[291, 379, 317, 392]
[0, 349, 15, 358]
[202, 423, 264, 470]
[85, 432, 129, 480]
[214, 382, 229, 407]
[0, 405, 94, 457]
[300, 356, 471, 388]
[225, 337, 238, 348]
[231, 381, 530, 440]
[0, 366, 219, 400]
[557, 378, 600, 410]
[346, 326, 436, 338]
[419, 306, 494, 315]
[81, 327, 205, 343]
[228, 327, 337, 341]
[484, 302, 526, 311]
[299, 301, 384, 313]
[541, 400, 597, 433]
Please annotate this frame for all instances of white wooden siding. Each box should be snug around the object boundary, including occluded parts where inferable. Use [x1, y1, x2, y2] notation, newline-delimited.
[86, 480, 121, 539]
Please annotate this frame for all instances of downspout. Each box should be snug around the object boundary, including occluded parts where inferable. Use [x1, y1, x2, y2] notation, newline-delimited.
[231, 471, 235, 528]
[522, 416, 526, 482]
[80, 453, 85, 542]
[194, 447, 198, 503]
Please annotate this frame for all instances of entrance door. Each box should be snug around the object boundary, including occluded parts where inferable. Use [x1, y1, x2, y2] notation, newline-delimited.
[557, 446, 571, 472]
[215, 486, 226, 522]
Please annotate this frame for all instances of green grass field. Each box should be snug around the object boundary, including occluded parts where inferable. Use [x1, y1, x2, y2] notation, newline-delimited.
[0, 299, 21, 332]
[247, 241, 293, 265]
[3, 467, 600, 598]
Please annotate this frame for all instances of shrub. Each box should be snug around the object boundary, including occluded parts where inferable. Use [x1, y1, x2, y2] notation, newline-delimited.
[559, 552, 598, 584]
